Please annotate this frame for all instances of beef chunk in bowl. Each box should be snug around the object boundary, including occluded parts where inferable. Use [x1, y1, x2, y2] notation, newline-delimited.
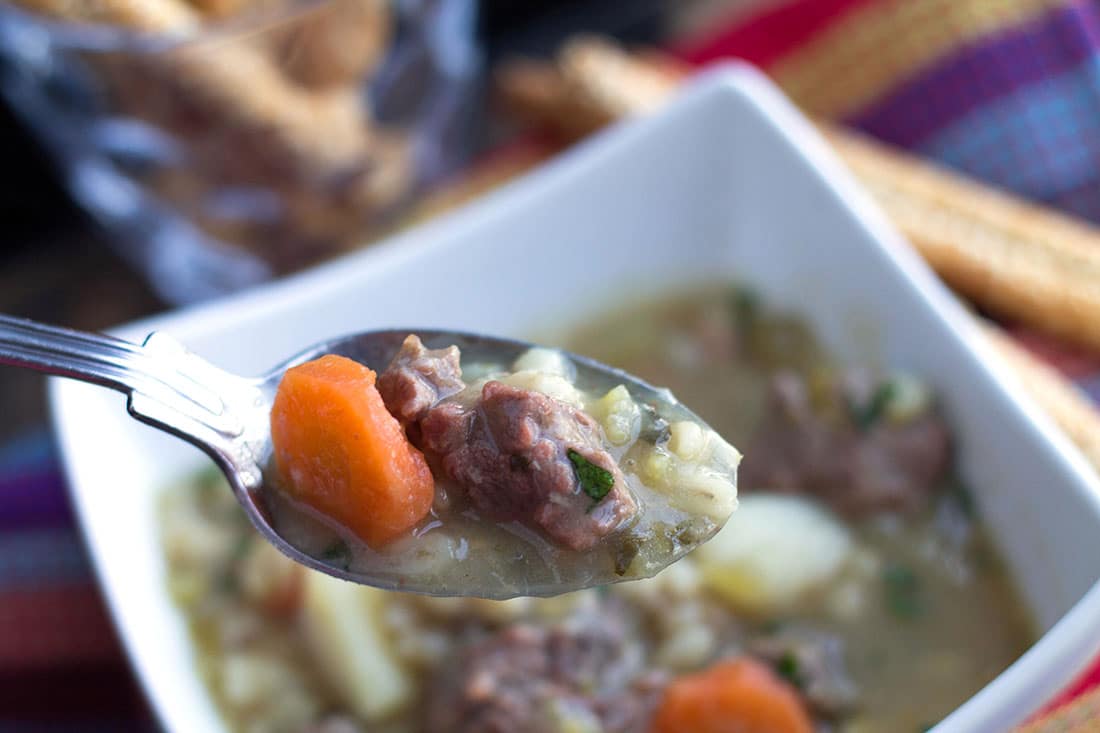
[740, 370, 950, 516]
[425, 617, 663, 733]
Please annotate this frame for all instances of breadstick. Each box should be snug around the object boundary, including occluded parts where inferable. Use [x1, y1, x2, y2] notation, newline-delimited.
[981, 321, 1100, 476]
[496, 38, 683, 141]
[165, 42, 371, 179]
[281, 129, 411, 239]
[495, 59, 612, 142]
[10, 0, 199, 31]
[15, 0, 373, 186]
[558, 36, 680, 118]
[185, 0, 245, 19]
[269, 0, 390, 89]
[823, 126, 1100, 353]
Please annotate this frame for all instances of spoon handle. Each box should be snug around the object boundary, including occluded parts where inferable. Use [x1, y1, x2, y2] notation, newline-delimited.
[0, 314, 268, 489]
[0, 314, 156, 390]
[0, 314, 223, 409]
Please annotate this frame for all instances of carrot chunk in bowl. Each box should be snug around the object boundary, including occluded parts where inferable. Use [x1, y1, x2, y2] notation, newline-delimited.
[651, 657, 813, 733]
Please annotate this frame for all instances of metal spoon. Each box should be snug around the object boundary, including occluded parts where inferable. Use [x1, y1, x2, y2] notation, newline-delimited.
[0, 315, 706, 598]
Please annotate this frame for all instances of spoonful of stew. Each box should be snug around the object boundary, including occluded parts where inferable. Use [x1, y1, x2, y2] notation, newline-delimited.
[1, 317, 740, 598]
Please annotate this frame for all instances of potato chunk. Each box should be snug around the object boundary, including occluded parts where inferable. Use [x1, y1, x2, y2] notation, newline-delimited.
[695, 494, 852, 615]
[301, 571, 413, 719]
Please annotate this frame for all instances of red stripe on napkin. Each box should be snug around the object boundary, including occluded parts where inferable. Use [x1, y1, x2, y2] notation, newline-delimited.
[673, 0, 878, 68]
[0, 584, 123, 668]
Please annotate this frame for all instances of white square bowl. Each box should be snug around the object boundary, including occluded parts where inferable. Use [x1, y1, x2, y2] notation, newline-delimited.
[50, 63, 1100, 733]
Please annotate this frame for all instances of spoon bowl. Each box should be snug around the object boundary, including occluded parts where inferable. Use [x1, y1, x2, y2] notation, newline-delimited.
[1, 317, 714, 598]
[250, 329, 698, 597]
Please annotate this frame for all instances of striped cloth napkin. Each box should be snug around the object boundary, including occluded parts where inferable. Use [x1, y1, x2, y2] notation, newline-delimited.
[5, 0, 1100, 729]
[681, 0, 1100, 225]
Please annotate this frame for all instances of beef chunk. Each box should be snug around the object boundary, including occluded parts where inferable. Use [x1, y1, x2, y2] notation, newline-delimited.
[378, 335, 637, 550]
[740, 371, 950, 516]
[377, 334, 465, 424]
[420, 381, 637, 550]
[750, 628, 860, 719]
[425, 619, 662, 733]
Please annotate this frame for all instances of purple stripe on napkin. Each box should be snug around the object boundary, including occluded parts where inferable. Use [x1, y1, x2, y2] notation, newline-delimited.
[850, 0, 1100, 148]
[0, 471, 73, 530]
[0, 431, 73, 530]
[919, 57, 1100, 210]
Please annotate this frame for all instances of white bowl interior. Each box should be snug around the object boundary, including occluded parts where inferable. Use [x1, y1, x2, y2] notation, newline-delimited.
[51, 64, 1100, 733]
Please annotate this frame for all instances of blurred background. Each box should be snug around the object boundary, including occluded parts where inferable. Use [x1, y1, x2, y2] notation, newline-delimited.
[6, 0, 1100, 727]
[0, 0, 713, 440]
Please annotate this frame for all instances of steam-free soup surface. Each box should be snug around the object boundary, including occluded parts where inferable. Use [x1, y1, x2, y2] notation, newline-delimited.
[161, 284, 1034, 733]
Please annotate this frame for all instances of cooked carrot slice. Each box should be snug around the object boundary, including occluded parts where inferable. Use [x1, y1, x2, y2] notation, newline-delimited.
[270, 354, 434, 548]
[651, 657, 814, 733]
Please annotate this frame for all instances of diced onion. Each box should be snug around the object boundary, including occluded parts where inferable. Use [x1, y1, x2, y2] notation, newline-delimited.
[512, 347, 575, 380]
[500, 370, 585, 408]
[591, 385, 641, 445]
[670, 466, 739, 521]
[668, 420, 705, 460]
[637, 439, 739, 523]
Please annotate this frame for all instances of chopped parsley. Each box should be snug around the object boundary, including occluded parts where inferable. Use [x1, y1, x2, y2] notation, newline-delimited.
[774, 652, 802, 688]
[320, 539, 351, 570]
[730, 285, 760, 331]
[883, 562, 924, 620]
[851, 380, 898, 431]
[568, 449, 615, 504]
